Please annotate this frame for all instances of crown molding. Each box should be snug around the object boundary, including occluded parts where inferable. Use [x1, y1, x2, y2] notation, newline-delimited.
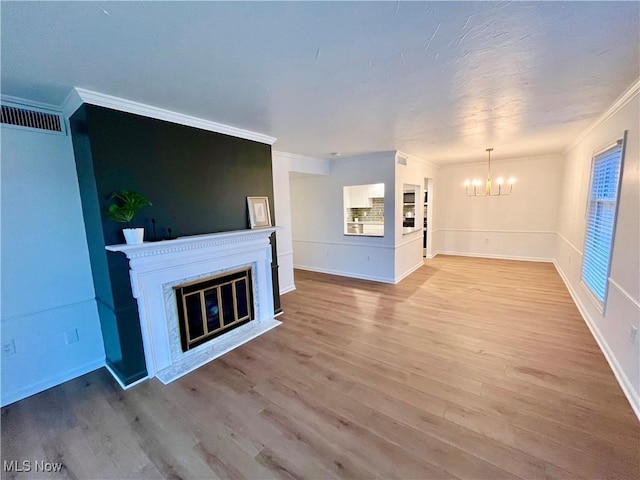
[565, 77, 640, 154]
[61, 88, 83, 118]
[60, 87, 277, 145]
[1, 94, 62, 113]
[439, 151, 564, 169]
[272, 150, 327, 162]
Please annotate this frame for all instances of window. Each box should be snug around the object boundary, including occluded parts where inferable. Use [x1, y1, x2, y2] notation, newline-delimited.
[343, 183, 385, 236]
[581, 137, 625, 306]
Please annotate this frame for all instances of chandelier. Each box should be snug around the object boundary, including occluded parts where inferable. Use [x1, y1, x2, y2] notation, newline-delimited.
[464, 148, 514, 196]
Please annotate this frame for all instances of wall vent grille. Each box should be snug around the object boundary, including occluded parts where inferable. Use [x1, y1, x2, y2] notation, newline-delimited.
[1, 105, 63, 133]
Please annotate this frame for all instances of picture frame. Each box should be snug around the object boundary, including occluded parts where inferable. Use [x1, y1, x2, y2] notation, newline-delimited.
[247, 196, 272, 229]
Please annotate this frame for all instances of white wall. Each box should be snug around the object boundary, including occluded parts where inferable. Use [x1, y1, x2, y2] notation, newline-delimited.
[289, 152, 398, 283]
[272, 151, 330, 294]
[555, 86, 640, 417]
[435, 154, 564, 261]
[1, 112, 105, 405]
[394, 153, 439, 281]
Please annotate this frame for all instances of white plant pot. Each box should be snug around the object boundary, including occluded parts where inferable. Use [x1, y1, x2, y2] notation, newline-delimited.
[123, 228, 144, 245]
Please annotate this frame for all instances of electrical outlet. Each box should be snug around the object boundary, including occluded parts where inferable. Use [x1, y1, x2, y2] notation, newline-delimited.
[2, 339, 16, 356]
[366, 255, 370, 261]
[629, 326, 638, 344]
[568, 254, 572, 263]
[485, 237, 489, 244]
[65, 328, 79, 344]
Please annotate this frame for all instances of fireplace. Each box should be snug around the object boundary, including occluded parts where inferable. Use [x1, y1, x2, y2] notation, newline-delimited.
[176, 268, 254, 351]
[106, 228, 280, 385]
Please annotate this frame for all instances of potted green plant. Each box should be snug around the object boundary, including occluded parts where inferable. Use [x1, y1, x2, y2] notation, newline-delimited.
[106, 190, 153, 244]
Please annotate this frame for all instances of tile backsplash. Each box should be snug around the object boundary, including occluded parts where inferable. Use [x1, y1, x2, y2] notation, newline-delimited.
[348, 197, 384, 222]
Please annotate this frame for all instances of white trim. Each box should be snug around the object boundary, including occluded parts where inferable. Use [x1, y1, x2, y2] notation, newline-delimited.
[292, 238, 394, 250]
[553, 261, 640, 421]
[436, 251, 554, 263]
[278, 250, 294, 257]
[580, 280, 605, 314]
[293, 264, 395, 284]
[557, 232, 583, 256]
[1, 359, 104, 407]
[438, 228, 556, 235]
[280, 284, 297, 295]
[439, 152, 564, 169]
[61, 88, 83, 118]
[61, 87, 277, 145]
[593, 139, 623, 158]
[1, 94, 63, 113]
[609, 278, 640, 310]
[396, 233, 423, 248]
[272, 150, 327, 163]
[565, 78, 640, 153]
[104, 363, 149, 390]
[106, 227, 279, 260]
[394, 261, 424, 284]
[426, 251, 440, 259]
[1, 298, 97, 324]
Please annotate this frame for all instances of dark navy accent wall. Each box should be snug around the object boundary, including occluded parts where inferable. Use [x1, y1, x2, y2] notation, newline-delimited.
[70, 104, 279, 385]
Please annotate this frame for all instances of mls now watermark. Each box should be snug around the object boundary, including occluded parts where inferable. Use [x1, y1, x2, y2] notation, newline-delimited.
[3, 460, 63, 473]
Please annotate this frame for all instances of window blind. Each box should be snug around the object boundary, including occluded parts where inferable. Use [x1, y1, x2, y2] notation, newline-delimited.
[581, 142, 623, 303]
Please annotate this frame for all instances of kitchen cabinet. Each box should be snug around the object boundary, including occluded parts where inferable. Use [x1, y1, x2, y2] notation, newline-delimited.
[363, 224, 384, 236]
[344, 183, 385, 208]
[367, 183, 384, 199]
[348, 185, 371, 208]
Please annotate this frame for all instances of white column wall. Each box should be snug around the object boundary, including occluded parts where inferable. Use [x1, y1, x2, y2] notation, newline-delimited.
[394, 153, 439, 282]
[1, 112, 105, 406]
[289, 152, 397, 283]
[271, 151, 330, 293]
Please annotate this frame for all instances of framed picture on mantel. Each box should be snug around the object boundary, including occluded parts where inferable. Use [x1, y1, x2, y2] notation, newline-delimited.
[247, 196, 272, 229]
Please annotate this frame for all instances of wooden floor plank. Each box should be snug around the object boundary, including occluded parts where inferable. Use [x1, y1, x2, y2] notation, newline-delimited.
[2, 255, 638, 479]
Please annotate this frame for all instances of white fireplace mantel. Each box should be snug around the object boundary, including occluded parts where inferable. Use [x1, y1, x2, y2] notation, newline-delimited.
[106, 227, 281, 385]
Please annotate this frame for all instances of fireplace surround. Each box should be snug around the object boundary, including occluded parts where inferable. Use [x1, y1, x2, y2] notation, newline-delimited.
[106, 227, 280, 385]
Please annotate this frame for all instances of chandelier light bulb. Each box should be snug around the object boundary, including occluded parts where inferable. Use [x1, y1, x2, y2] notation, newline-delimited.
[463, 148, 514, 196]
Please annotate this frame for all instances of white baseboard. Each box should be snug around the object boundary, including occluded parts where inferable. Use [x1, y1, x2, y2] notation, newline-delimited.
[394, 261, 424, 284]
[280, 284, 296, 295]
[553, 261, 640, 421]
[437, 251, 554, 263]
[104, 363, 149, 391]
[1, 358, 105, 407]
[293, 264, 395, 284]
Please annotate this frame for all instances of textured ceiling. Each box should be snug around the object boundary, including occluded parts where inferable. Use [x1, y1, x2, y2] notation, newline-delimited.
[1, 1, 638, 164]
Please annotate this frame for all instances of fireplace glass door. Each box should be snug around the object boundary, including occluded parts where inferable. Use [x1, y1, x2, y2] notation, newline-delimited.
[175, 268, 254, 352]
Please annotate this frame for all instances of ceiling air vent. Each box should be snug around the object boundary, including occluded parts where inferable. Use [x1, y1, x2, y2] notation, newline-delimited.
[1, 105, 63, 133]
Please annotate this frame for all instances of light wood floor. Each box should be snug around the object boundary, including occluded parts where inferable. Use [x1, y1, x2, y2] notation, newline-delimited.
[2, 256, 639, 479]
